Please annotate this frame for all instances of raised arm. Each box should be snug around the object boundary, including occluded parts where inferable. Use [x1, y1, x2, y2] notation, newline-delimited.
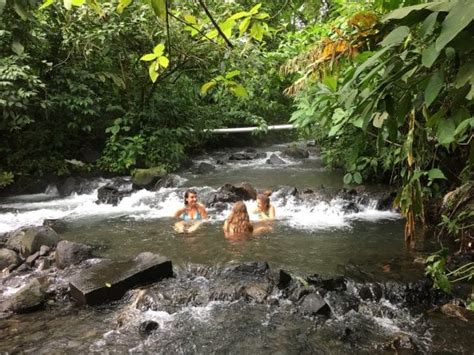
[198, 204, 208, 219]
[174, 207, 186, 219]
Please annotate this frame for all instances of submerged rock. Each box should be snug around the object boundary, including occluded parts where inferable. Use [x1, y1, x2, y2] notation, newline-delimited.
[266, 153, 286, 165]
[55, 240, 93, 269]
[0, 278, 46, 313]
[139, 320, 159, 337]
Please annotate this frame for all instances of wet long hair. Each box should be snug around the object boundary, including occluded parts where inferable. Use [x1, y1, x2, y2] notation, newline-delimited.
[226, 201, 253, 234]
[257, 190, 272, 213]
[184, 189, 197, 205]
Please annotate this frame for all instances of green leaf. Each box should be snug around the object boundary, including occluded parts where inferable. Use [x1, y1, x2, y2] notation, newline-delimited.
[428, 168, 446, 180]
[353, 172, 363, 184]
[219, 19, 235, 39]
[249, 3, 262, 15]
[381, 26, 410, 47]
[343, 173, 352, 185]
[148, 63, 159, 83]
[11, 41, 24, 55]
[372, 111, 388, 128]
[229, 11, 249, 20]
[250, 22, 264, 41]
[454, 61, 474, 89]
[0, 0, 5, 14]
[436, 119, 456, 146]
[328, 123, 343, 137]
[183, 14, 197, 24]
[153, 43, 165, 56]
[150, 0, 166, 20]
[200, 80, 217, 94]
[322, 75, 337, 92]
[63, 0, 71, 9]
[424, 70, 444, 107]
[158, 56, 169, 68]
[239, 17, 251, 36]
[225, 70, 240, 79]
[39, 0, 55, 10]
[421, 43, 440, 68]
[254, 12, 269, 20]
[140, 53, 157, 61]
[116, 0, 132, 14]
[383, 2, 454, 23]
[454, 117, 474, 136]
[230, 84, 248, 98]
[71, 0, 84, 6]
[435, 0, 474, 52]
[421, 11, 438, 38]
[14, 0, 29, 19]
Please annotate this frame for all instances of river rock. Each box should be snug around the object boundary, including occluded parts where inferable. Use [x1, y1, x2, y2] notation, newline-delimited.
[283, 146, 310, 159]
[139, 320, 159, 337]
[43, 219, 68, 234]
[210, 182, 257, 205]
[97, 185, 125, 206]
[299, 293, 330, 316]
[5, 226, 59, 258]
[132, 167, 167, 190]
[244, 283, 271, 303]
[55, 240, 93, 269]
[196, 162, 215, 174]
[266, 153, 286, 165]
[0, 278, 46, 313]
[0, 248, 21, 270]
[25, 251, 40, 266]
[154, 174, 181, 189]
[69, 252, 173, 306]
[229, 152, 265, 160]
[57, 177, 92, 196]
[375, 191, 397, 211]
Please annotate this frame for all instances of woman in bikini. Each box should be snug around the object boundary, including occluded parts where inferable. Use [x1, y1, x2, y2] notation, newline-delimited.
[253, 191, 275, 220]
[174, 189, 208, 233]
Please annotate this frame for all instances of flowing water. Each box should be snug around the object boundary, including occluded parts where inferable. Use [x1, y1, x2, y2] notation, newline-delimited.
[0, 143, 472, 353]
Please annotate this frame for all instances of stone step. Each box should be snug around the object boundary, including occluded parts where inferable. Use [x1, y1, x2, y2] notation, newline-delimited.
[69, 253, 173, 306]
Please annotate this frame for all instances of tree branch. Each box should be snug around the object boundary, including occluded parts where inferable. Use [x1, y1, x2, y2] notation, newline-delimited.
[196, 0, 233, 49]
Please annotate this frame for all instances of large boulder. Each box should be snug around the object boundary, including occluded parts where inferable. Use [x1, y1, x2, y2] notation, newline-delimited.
[283, 146, 310, 159]
[55, 240, 94, 269]
[132, 167, 167, 190]
[210, 182, 257, 205]
[96, 185, 127, 206]
[5, 226, 59, 258]
[0, 248, 21, 270]
[0, 278, 46, 313]
[195, 162, 215, 174]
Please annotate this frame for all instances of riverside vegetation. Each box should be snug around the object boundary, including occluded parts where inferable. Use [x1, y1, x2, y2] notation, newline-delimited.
[1, 1, 472, 308]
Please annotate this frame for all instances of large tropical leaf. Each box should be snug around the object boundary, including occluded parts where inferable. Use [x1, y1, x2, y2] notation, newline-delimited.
[383, 1, 454, 23]
[435, 0, 474, 52]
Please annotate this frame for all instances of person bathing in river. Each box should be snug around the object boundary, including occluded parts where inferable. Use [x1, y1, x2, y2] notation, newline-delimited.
[253, 191, 275, 220]
[174, 189, 208, 233]
[224, 201, 270, 238]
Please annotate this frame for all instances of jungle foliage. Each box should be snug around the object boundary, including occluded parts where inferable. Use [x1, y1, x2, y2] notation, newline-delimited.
[1, 0, 472, 247]
[285, 0, 473, 242]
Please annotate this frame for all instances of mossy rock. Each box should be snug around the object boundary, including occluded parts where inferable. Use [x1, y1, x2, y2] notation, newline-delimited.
[132, 167, 167, 189]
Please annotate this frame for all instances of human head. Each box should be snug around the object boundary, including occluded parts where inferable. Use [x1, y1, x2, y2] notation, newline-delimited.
[184, 189, 198, 206]
[228, 201, 253, 234]
[232, 201, 249, 216]
[256, 191, 271, 212]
